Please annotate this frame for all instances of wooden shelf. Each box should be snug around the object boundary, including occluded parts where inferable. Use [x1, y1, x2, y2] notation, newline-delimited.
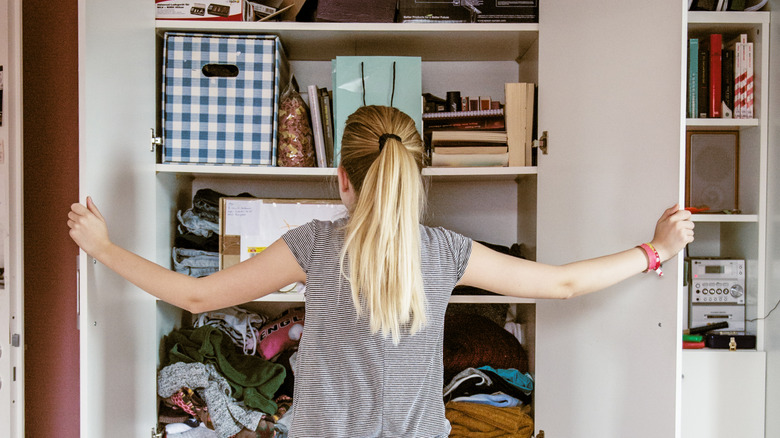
[686, 118, 759, 129]
[157, 163, 536, 181]
[255, 292, 535, 304]
[155, 21, 538, 62]
[688, 11, 769, 26]
[692, 214, 758, 223]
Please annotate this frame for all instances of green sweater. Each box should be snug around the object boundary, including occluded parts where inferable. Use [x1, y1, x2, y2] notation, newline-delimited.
[165, 324, 286, 414]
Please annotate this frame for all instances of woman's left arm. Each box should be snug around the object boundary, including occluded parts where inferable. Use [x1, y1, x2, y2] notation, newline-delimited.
[458, 205, 694, 300]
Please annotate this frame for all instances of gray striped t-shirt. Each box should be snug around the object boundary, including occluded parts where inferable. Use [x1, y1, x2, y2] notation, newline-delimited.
[282, 218, 472, 438]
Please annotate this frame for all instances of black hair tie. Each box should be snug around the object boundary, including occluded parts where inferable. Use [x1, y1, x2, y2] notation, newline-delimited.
[378, 133, 401, 151]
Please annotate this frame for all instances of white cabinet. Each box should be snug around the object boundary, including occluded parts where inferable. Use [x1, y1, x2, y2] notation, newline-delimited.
[681, 350, 766, 437]
[681, 11, 771, 437]
[78, 1, 688, 437]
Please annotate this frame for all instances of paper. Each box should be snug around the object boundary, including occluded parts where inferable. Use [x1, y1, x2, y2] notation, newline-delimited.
[224, 199, 262, 236]
[220, 198, 347, 271]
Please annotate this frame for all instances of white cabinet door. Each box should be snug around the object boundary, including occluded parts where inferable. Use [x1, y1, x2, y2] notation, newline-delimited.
[681, 350, 766, 438]
[78, 1, 157, 436]
[1, 0, 23, 436]
[534, 1, 686, 437]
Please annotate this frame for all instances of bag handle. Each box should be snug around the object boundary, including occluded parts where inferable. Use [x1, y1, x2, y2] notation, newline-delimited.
[361, 61, 396, 108]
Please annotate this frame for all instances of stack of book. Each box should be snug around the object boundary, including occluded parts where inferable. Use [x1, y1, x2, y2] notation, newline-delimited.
[430, 130, 509, 167]
[687, 33, 753, 119]
[307, 85, 335, 167]
[423, 82, 536, 167]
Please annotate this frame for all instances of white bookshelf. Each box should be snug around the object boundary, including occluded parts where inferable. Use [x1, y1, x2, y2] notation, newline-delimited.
[682, 10, 770, 438]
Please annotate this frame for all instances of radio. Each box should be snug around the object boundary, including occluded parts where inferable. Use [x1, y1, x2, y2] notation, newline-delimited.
[689, 258, 745, 333]
[690, 258, 745, 305]
[690, 304, 746, 333]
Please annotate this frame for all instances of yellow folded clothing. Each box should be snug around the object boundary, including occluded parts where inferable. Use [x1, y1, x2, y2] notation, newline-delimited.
[445, 401, 534, 438]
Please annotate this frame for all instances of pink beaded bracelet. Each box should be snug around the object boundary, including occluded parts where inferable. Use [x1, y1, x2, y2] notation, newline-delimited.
[639, 243, 663, 277]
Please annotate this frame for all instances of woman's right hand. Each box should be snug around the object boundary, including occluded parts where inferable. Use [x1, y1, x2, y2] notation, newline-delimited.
[68, 196, 112, 259]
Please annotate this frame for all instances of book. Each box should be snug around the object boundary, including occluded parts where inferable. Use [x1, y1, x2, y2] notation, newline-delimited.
[524, 84, 535, 165]
[745, 40, 754, 118]
[431, 130, 507, 144]
[318, 87, 335, 167]
[431, 151, 509, 167]
[734, 33, 748, 119]
[424, 118, 505, 131]
[732, 35, 743, 118]
[423, 108, 504, 119]
[430, 129, 508, 167]
[504, 82, 534, 166]
[698, 44, 709, 118]
[688, 38, 699, 119]
[709, 33, 722, 118]
[721, 48, 734, 118]
[434, 145, 508, 155]
[307, 85, 327, 167]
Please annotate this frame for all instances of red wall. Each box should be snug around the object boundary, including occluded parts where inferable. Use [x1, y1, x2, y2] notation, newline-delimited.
[22, 1, 80, 436]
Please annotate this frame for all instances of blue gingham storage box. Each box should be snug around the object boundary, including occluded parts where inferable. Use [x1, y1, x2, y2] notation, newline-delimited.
[162, 32, 288, 166]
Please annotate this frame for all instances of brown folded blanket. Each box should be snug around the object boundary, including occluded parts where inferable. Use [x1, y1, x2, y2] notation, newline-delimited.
[445, 401, 534, 438]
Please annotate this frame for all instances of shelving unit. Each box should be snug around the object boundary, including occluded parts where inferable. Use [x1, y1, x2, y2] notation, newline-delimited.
[685, 10, 769, 342]
[78, 2, 692, 437]
[681, 11, 770, 438]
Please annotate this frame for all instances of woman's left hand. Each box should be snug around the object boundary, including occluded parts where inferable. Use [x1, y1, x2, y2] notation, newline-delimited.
[650, 204, 695, 263]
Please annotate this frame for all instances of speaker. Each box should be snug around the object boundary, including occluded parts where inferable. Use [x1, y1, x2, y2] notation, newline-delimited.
[686, 130, 739, 212]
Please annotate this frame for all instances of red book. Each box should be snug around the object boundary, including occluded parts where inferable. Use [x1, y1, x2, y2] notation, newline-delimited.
[709, 34, 722, 118]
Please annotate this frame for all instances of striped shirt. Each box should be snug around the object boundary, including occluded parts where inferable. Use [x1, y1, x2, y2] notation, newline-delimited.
[282, 218, 473, 437]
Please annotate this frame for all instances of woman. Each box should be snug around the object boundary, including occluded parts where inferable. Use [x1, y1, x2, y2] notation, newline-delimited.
[68, 105, 694, 437]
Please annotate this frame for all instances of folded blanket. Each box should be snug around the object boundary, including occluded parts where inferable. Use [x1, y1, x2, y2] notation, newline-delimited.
[445, 401, 534, 438]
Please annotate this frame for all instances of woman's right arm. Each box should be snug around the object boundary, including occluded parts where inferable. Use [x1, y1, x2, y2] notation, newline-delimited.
[68, 197, 306, 313]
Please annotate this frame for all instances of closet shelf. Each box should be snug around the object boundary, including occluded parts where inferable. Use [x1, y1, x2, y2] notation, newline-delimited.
[154, 21, 538, 62]
[156, 163, 536, 182]
[255, 292, 535, 304]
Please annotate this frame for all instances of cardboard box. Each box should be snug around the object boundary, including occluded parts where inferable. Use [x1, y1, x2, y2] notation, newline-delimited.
[161, 33, 290, 166]
[399, 0, 538, 23]
[156, 0, 244, 21]
[244, 0, 308, 22]
[314, 0, 397, 23]
[219, 198, 347, 270]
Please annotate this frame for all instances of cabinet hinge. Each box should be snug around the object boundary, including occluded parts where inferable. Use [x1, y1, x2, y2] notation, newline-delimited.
[538, 131, 548, 155]
[150, 128, 163, 152]
[151, 426, 164, 438]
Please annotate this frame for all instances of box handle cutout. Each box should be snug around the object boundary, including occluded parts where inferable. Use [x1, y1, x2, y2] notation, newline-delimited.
[202, 64, 239, 78]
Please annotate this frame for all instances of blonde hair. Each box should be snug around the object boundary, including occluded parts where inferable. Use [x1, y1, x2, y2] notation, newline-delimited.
[339, 105, 427, 344]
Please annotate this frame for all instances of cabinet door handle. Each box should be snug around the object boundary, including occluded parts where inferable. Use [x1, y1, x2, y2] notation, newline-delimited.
[150, 128, 163, 152]
[539, 131, 548, 155]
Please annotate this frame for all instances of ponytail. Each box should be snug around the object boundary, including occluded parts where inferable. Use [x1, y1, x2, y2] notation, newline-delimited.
[339, 106, 427, 345]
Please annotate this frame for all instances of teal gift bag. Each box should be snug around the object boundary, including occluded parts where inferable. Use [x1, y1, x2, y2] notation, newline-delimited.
[332, 56, 423, 166]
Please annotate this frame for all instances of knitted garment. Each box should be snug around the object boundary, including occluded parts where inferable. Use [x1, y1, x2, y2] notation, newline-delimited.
[165, 324, 286, 414]
[158, 362, 264, 438]
[443, 312, 528, 383]
[445, 401, 533, 438]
